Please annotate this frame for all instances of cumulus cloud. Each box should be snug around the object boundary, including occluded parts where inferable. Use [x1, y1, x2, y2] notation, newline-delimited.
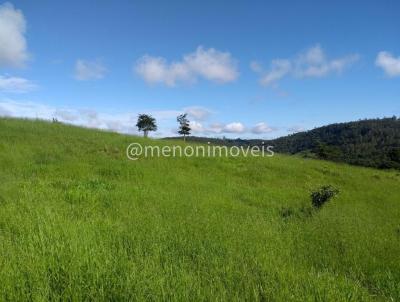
[74, 59, 107, 81]
[250, 61, 263, 73]
[78, 109, 99, 127]
[251, 122, 273, 134]
[184, 47, 238, 83]
[0, 100, 278, 138]
[0, 75, 37, 93]
[295, 45, 359, 78]
[135, 56, 191, 86]
[223, 122, 246, 133]
[181, 122, 242, 135]
[135, 46, 238, 86]
[184, 106, 213, 121]
[0, 100, 54, 119]
[253, 45, 359, 86]
[189, 121, 205, 133]
[0, 104, 11, 116]
[0, 100, 133, 133]
[207, 123, 224, 134]
[188, 121, 277, 135]
[54, 109, 79, 121]
[0, 2, 29, 67]
[375, 51, 400, 77]
[175, 108, 249, 135]
[259, 59, 291, 86]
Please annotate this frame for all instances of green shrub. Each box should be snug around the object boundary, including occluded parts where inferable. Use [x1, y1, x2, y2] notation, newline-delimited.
[311, 185, 339, 208]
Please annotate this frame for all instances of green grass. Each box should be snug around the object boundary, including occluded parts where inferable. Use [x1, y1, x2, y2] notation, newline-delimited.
[0, 117, 399, 301]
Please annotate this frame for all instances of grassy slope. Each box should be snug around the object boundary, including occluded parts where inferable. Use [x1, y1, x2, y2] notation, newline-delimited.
[0, 118, 399, 301]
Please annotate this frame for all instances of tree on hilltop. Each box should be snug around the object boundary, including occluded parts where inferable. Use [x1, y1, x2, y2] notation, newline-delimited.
[136, 114, 157, 138]
[177, 113, 191, 141]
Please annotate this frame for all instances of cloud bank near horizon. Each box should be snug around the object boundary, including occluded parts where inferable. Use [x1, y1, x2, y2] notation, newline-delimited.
[0, 100, 281, 137]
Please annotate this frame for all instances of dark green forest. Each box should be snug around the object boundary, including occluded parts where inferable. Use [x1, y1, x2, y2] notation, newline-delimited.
[266, 117, 400, 169]
[167, 117, 400, 169]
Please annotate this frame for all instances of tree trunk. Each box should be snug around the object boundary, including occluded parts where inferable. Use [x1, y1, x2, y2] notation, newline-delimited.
[183, 134, 186, 142]
[144, 130, 148, 138]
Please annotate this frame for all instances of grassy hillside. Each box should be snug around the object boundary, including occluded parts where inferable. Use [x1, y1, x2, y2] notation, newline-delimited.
[0, 118, 399, 301]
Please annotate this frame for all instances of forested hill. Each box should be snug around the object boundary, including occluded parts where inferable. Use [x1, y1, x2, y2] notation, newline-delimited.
[266, 117, 400, 169]
[166, 117, 400, 169]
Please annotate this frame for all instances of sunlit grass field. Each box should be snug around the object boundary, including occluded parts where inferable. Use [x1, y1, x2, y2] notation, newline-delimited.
[0, 117, 399, 301]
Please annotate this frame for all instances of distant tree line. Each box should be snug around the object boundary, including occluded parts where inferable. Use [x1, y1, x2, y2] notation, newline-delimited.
[165, 117, 400, 169]
[268, 117, 400, 169]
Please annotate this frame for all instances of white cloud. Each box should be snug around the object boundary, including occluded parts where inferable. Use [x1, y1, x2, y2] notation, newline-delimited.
[0, 100, 184, 136]
[79, 109, 99, 127]
[223, 122, 245, 133]
[0, 100, 54, 119]
[184, 106, 213, 121]
[0, 100, 278, 138]
[375, 51, 400, 77]
[190, 122, 239, 135]
[253, 45, 359, 86]
[80, 109, 98, 120]
[135, 56, 191, 86]
[188, 121, 276, 136]
[0, 105, 11, 116]
[135, 46, 238, 86]
[184, 47, 238, 83]
[295, 45, 359, 78]
[0, 100, 136, 133]
[251, 122, 273, 134]
[0, 2, 29, 67]
[0, 75, 37, 93]
[74, 59, 107, 81]
[301, 45, 325, 64]
[207, 123, 224, 134]
[189, 121, 205, 133]
[54, 109, 79, 121]
[259, 59, 291, 86]
[250, 61, 263, 73]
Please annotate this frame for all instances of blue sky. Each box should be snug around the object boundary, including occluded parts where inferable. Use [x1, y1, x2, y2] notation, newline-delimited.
[0, 0, 399, 138]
